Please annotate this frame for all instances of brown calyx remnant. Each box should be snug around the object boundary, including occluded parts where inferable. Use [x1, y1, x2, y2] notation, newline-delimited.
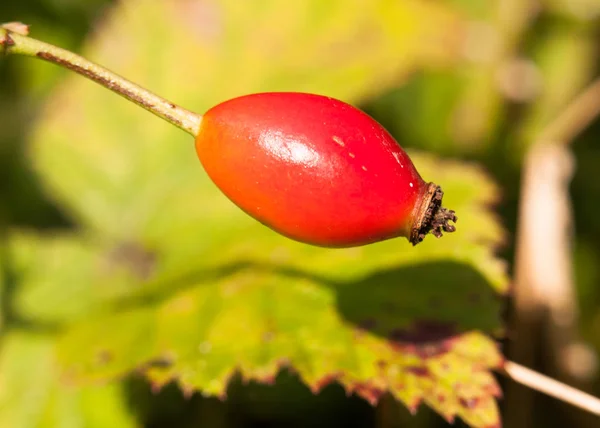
[410, 183, 457, 246]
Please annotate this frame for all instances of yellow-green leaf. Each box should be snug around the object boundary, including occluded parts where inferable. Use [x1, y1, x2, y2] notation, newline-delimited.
[0, 332, 137, 428]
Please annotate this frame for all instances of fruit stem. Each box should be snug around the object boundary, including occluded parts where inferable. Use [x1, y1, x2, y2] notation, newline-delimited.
[0, 23, 202, 136]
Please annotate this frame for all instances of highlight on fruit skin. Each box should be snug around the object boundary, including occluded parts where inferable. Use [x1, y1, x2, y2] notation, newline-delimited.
[194, 92, 457, 247]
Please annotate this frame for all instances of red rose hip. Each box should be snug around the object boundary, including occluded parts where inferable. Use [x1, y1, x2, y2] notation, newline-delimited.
[195, 92, 456, 247]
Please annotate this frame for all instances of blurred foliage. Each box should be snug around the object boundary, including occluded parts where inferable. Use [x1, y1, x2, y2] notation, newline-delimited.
[0, 332, 136, 428]
[0, 0, 599, 428]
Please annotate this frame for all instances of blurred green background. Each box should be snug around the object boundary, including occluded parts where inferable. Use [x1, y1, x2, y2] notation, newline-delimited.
[1, 0, 600, 427]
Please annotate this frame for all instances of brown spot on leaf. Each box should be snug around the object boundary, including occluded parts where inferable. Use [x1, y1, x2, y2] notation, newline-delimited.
[459, 396, 480, 409]
[148, 356, 175, 368]
[389, 320, 458, 344]
[95, 350, 112, 365]
[416, 342, 453, 359]
[405, 366, 430, 377]
[391, 339, 452, 359]
[103, 241, 157, 280]
[483, 381, 503, 398]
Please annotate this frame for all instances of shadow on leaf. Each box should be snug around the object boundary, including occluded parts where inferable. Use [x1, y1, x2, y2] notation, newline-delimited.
[333, 260, 502, 344]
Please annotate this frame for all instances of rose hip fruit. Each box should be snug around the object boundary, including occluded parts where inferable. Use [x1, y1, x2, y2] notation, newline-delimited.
[195, 92, 456, 247]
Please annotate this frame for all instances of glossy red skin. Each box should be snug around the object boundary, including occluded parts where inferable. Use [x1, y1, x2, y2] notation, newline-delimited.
[195, 92, 427, 247]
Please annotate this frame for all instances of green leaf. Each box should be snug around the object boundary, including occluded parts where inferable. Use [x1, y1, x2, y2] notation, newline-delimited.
[0, 331, 137, 428]
[55, 262, 504, 428]
[11, 153, 508, 428]
[18, 1, 509, 427]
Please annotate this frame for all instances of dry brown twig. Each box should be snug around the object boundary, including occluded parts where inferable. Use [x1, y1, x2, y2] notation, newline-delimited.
[502, 361, 600, 416]
[504, 76, 600, 421]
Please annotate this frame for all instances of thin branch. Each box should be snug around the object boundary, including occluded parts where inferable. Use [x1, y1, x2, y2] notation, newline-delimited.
[501, 361, 600, 416]
[538, 77, 600, 145]
[0, 23, 202, 136]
